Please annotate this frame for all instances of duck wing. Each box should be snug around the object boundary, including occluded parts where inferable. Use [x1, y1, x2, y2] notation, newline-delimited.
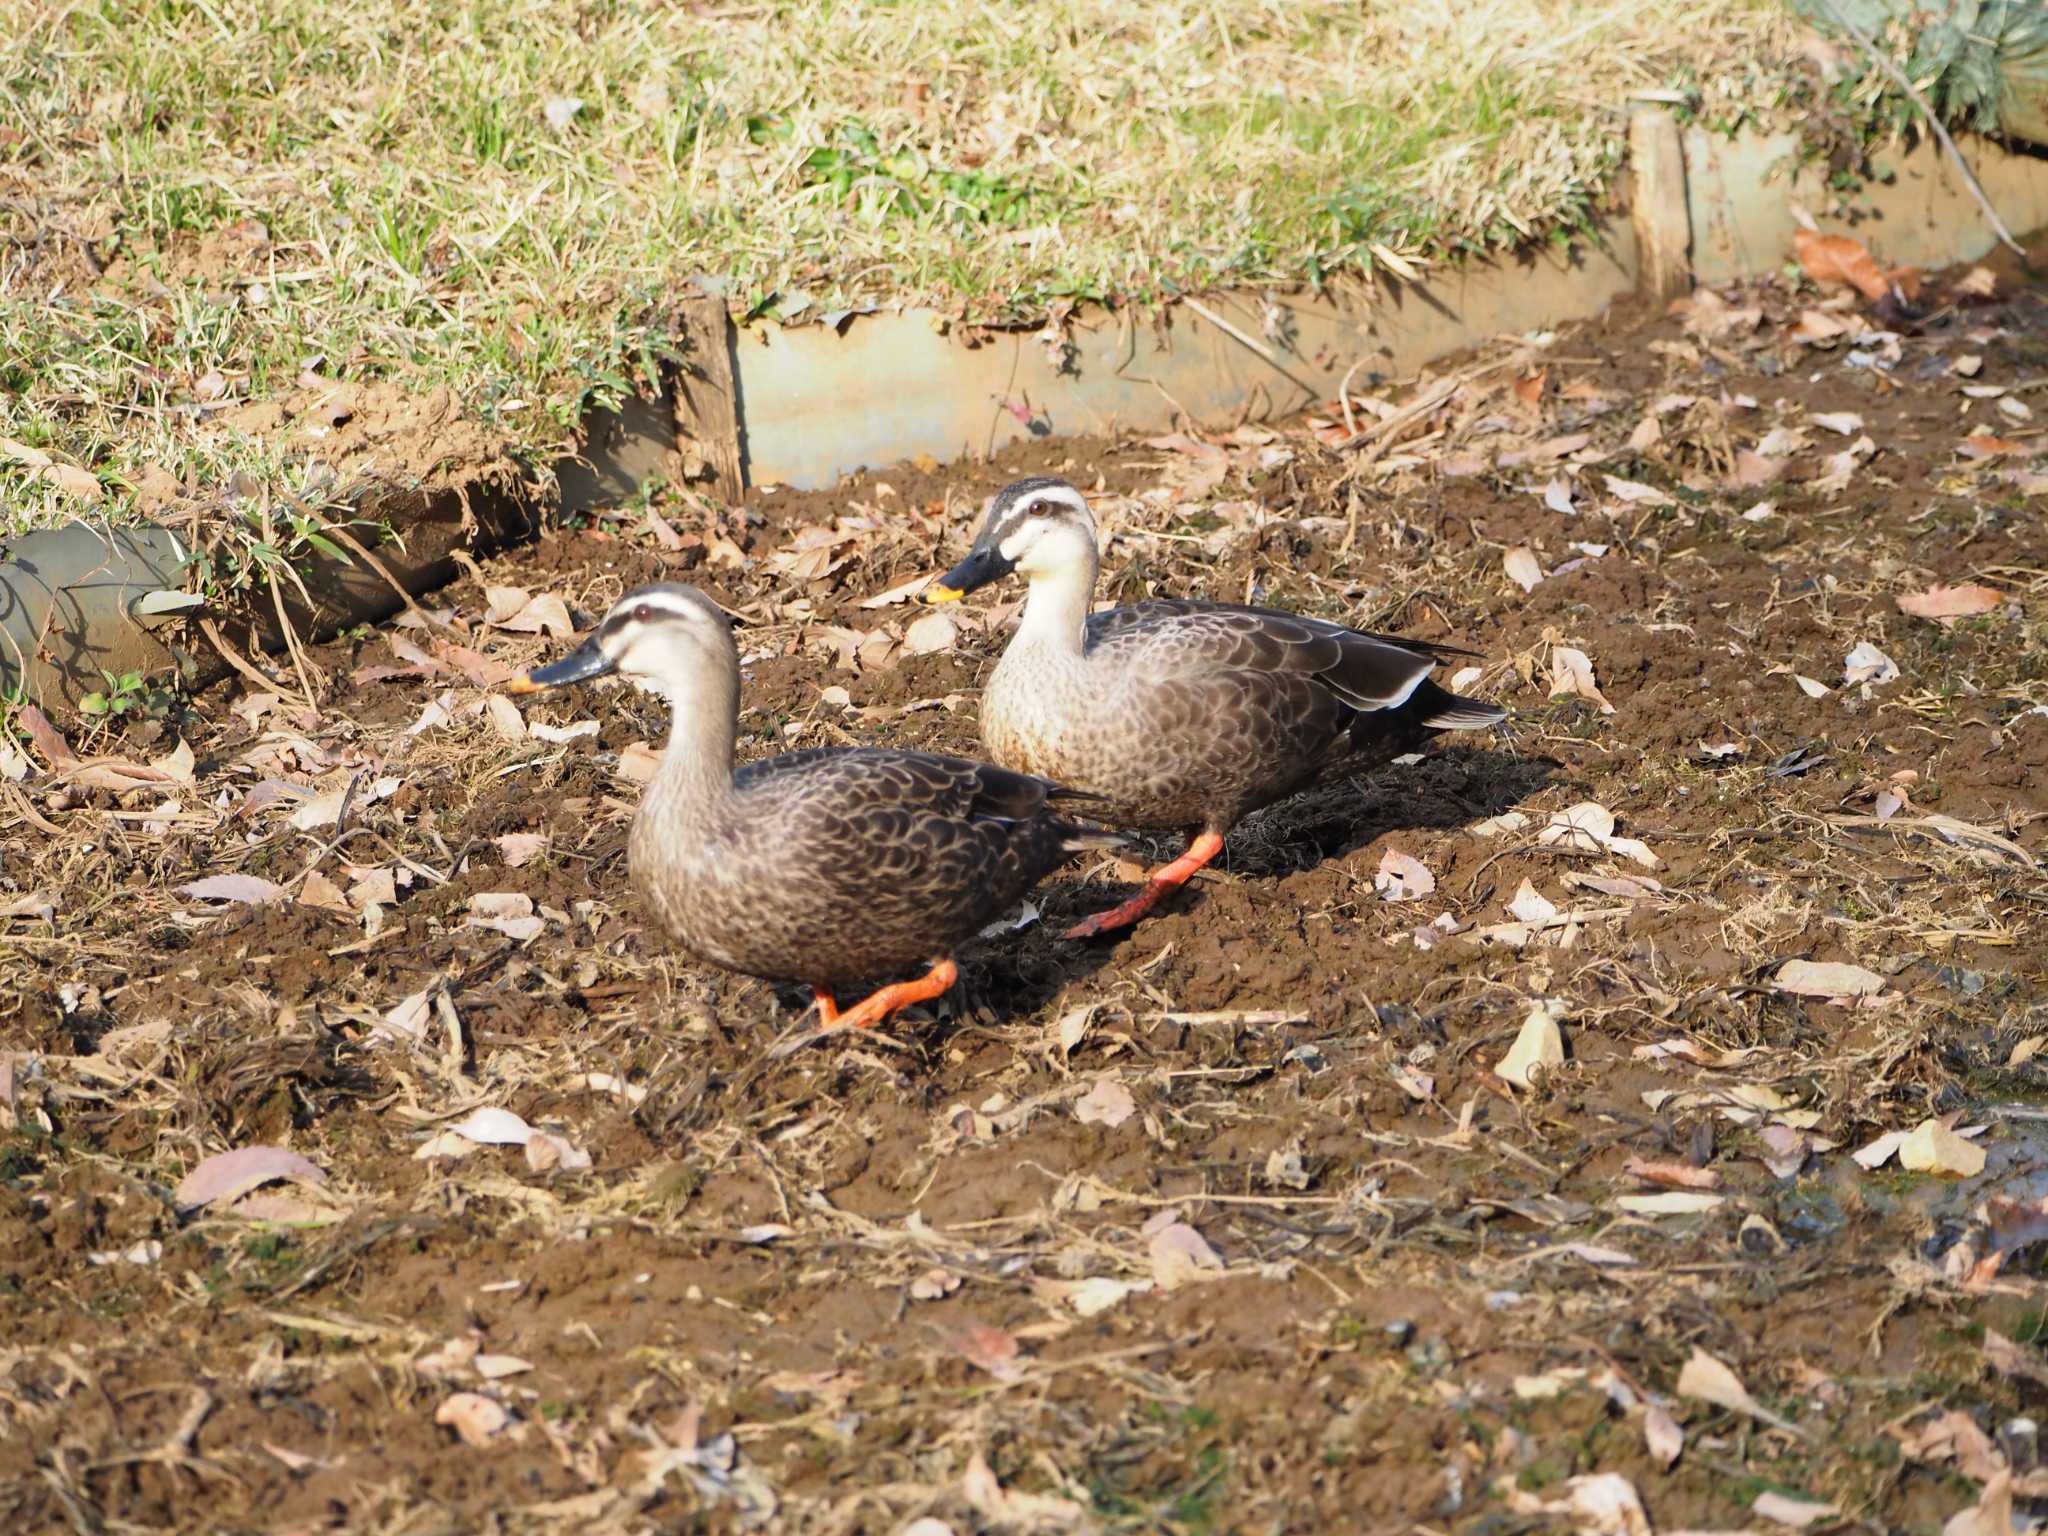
[1084, 600, 1447, 714]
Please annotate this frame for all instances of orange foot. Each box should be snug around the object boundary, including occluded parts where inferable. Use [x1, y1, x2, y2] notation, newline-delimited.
[813, 958, 960, 1034]
[1063, 831, 1226, 940]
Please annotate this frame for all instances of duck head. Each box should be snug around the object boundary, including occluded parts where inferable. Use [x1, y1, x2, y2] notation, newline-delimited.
[925, 477, 1097, 603]
[506, 583, 736, 697]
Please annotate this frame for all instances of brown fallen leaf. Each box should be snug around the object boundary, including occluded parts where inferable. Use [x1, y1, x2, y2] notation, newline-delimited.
[1503, 546, 1543, 593]
[1793, 228, 1893, 302]
[297, 871, 352, 913]
[1670, 287, 1762, 338]
[1896, 583, 2007, 625]
[1898, 1118, 1987, 1178]
[1624, 1157, 1720, 1191]
[1959, 433, 2030, 460]
[945, 1320, 1024, 1381]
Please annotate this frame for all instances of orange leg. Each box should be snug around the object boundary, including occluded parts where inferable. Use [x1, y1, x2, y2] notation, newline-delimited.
[812, 989, 841, 1027]
[822, 958, 960, 1033]
[1064, 831, 1226, 940]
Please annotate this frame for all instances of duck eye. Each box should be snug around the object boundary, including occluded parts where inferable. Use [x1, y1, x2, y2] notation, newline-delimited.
[633, 603, 652, 624]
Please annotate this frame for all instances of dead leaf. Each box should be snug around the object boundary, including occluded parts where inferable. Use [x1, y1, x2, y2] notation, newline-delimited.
[1549, 647, 1614, 713]
[1895, 1408, 2007, 1481]
[1503, 546, 1543, 592]
[1794, 228, 1894, 302]
[177, 873, 286, 905]
[468, 892, 544, 942]
[1054, 1005, 1095, 1057]
[1149, 1222, 1224, 1290]
[1944, 1470, 2020, 1536]
[495, 832, 548, 868]
[1507, 881, 1559, 924]
[1899, 1118, 1987, 1178]
[1844, 640, 1899, 686]
[524, 1130, 591, 1172]
[1757, 1124, 1814, 1179]
[446, 1106, 536, 1145]
[618, 740, 660, 782]
[1373, 848, 1435, 901]
[1672, 287, 1762, 338]
[1624, 1157, 1720, 1190]
[1960, 433, 2030, 460]
[175, 1146, 328, 1211]
[1602, 475, 1671, 507]
[1775, 959, 1884, 1000]
[1956, 267, 1999, 299]
[435, 1392, 512, 1446]
[1677, 1348, 1803, 1435]
[1644, 1403, 1683, 1469]
[297, 871, 351, 913]
[945, 1321, 1024, 1381]
[1897, 583, 2006, 625]
[1072, 1076, 1136, 1128]
[902, 610, 958, 655]
[1852, 1129, 1909, 1169]
[1496, 1001, 1566, 1091]
[485, 587, 576, 638]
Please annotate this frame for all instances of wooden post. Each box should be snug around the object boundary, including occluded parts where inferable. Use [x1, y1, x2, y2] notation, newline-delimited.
[1628, 107, 1693, 302]
[673, 292, 745, 504]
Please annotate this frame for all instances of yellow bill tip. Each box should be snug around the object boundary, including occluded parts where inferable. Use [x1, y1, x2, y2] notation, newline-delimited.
[501, 672, 545, 694]
[922, 584, 965, 606]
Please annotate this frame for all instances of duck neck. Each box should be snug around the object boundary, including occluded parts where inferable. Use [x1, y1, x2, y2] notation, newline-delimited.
[650, 667, 739, 812]
[1012, 549, 1098, 661]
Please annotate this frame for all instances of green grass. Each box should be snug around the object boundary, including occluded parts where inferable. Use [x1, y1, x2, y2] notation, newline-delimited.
[1, 0, 1815, 534]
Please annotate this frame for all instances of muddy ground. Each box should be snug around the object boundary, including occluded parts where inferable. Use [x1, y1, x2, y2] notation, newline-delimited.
[2, 252, 2047, 1536]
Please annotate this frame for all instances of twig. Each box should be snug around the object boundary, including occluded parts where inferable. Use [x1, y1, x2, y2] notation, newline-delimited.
[1816, 0, 2024, 257]
[1179, 295, 1320, 398]
[198, 617, 286, 697]
[295, 497, 445, 630]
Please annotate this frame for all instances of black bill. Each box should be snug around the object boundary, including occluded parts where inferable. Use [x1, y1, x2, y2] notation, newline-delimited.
[923, 542, 1017, 603]
[504, 638, 615, 693]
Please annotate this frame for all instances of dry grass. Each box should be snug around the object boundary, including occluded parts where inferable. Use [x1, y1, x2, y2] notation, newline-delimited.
[0, 0, 1819, 537]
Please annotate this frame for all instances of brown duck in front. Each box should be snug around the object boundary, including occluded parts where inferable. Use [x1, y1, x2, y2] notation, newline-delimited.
[507, 583, 1121, 1032]
[925, 477, 1507, 938]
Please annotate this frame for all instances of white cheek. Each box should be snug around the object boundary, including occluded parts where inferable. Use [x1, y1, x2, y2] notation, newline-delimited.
[998, 529, 1033, 563]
